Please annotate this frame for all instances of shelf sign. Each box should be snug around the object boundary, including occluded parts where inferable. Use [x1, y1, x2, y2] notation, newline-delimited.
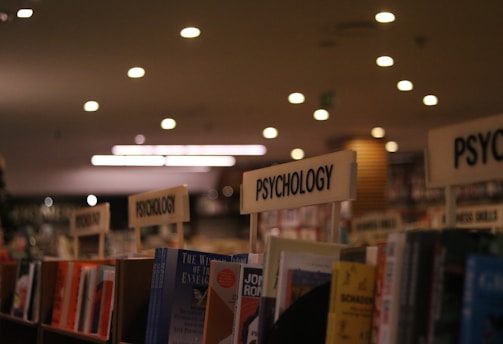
[428, 204, 503, 230]
[352, 211, 402, 234]
[128, 184, 190, 228]
[240, 150, 357, 214]
[426, 113, 503, 187]
[70, 202, 110, 236]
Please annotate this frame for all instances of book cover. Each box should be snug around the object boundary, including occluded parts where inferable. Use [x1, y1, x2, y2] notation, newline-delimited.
[89, 264, 115, 334]
[257, 236, 344, 343]
[377, 231, 406, 344]
[66, 262, 96, 330]
[232, 264, 262, 344]
[59, 261, 76, 328]
[427, 229, 494, 344]
[98, 269, 116, 338]
[81, 265, 98, 333]
[145, 246, 166, 344]
[29, 261, 42, 322]
[50, 260, 74, 327]
[275, 250, 336, 321]
[370, 243, 387, 344]
[202, 260, 241, 344]
[73, 264, 95, 331]
[10, 259, 35, 320]
[156, 248, 232, 344]
[460, 254, 503, 344]
[325, 261, 376, 344]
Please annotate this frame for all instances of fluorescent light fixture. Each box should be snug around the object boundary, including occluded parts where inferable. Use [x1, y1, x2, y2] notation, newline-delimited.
[91, 154, 235, 167]
[166, 155, 236, 167]
[111, 144, 267, 156]
[91, 155, 166, 166]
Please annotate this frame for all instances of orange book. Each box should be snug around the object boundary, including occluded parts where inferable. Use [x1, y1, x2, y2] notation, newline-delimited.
[51, 261, 74, 327]
[97, 269, 115, 338]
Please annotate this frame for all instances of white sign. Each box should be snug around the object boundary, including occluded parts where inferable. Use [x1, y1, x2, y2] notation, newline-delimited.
[240, 150, 357, 214]
[128, 184, 190, 228]
[352, 211, 402, 234]
[70, 202, 110, 236]
[426, 113, 503, 187]
[429, 204, 503, 230]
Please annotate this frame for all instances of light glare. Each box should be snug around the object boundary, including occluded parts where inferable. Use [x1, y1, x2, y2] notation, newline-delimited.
[180, 27, 201, 38]
[290, 148, 305, 160]
[385, 141, 399, 152]
[127, 67, 145, 78]
[371, 127, 386, 138]
[423, 95, 438, 106]
[397, 80, 413, 91]
[262, 127, 278, 139]
[376, 56, 394, 67]
[288, 92, 305, 104]
[161, 118, 177, 130]
[17, 8, 33, 18]
[87, 194, 98, 207]
[313, 109, 329, 121]
[84, 101, 99, 112]
[375, 12, 395, 23]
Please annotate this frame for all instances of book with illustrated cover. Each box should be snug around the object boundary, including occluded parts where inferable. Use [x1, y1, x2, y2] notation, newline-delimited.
[325, 261, 376, 344]
[275, 250, 336, 321]
[10, 259, 36, 320]
[202, 260, 242, 344]
[98, 269, 116, 338]
[232, 264, 262, 344]
[257, 236, 344, 343]
[460, 254, 503, 344]
[151, 248, 232, 344]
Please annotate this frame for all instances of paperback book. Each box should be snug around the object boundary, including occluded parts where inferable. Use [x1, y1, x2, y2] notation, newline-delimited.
[233, 264, 262, 344]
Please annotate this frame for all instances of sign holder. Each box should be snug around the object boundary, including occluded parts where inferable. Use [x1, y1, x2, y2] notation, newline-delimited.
[69, 202, 110, 259]
[128, 185, 190, 251]
[240, 150, 357, 252]
[425, 113, 503, 227]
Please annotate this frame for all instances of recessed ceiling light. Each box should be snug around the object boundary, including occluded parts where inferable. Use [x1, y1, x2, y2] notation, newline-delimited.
[288, 92, 305, 104]
[262, 127, 278, 139]
[375, 12, 395, 23]
[87, 194, 98, 206]
[313, 109, 329, 121]
[423, 95, 438, 106]
[290, 148, 305, 160]
[83, 100, 99, 112]
[134, 134, 146, 144]
[44, 197, 53, 207]
[180, 27, 201, 38]
[127, 67, 145, 78]
[397, 80, 413, 91]
[385, 141, 399, 152]
[17, 8, 33, 18]
[376, 56, 394, 67]
[161, 118, 177, 130]
[371, 127, 386, 138]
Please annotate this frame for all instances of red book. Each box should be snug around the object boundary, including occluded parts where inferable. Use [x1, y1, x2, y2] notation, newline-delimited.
[51, 261, 74, 327]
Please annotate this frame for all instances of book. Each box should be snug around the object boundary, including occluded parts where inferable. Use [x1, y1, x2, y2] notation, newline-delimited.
[144, 246, 165, 344]
[89, 264, 115, 334]
[274, 250, 336, 321]
[377, 231, 406, 344]
[81, 264, 98, 333]
[427, 229, 494, 344]
[202, 260, 242, 344]
[370, 243, 387, 344]
[257, 236, 344, 343]
[10, 259, 36, 320]
[232, 264, 262, 344]
[98, 268, 116, 338]
[460, 254, 503, 344]
[325, 261, 376, 344]
[29, 261, 42, 322]
[51, 260, 75, 327]
[151, 248, 232, 344]
[66, 262, 96, 330]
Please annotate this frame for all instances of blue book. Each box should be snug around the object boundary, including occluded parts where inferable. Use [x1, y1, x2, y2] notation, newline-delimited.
[154, 248, 232, 344]
[460, 254, 503, 344]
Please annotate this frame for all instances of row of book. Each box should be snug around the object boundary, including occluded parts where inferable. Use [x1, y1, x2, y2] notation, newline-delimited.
[49, 260, 116, 339]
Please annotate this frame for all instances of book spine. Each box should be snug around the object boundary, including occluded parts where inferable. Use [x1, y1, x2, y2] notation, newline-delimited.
[459, 256, 476, 344]
[51, 262, 67, 326]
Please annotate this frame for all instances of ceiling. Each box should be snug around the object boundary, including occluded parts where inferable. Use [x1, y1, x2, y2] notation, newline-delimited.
[1, 0, 502, 197]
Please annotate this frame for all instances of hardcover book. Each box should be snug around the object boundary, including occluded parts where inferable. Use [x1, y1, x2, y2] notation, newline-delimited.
[325, 261, 376, 344]
[460, 254, 503, 344]
[203, 260, 242, 344]
[257, 236, 344, 343]
[233, 264, 263, 344]
[275, 250, 336, 321]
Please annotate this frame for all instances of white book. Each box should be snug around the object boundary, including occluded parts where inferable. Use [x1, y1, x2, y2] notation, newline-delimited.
[74, 265, 92, 331]
[274, 251, 337, 321]
[81, 265, 98, 333]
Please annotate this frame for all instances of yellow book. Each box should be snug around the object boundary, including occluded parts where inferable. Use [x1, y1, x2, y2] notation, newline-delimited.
[325, 261, 376, 344]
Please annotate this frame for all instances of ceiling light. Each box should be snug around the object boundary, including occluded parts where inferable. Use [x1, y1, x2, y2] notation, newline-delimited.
[134, 134, 146, 144]
[290, 148, 305, 160]
[91, 155, 166, 166]
[17, 8, 33, 18]
[376, 56, 394, 67]
[385, 141, 399, 152]
[222, 186, 234, 197]
[180, 27, 201, 38]
[166, 155, 235, 167]
[83, 100, 99, 112]
[127, 67, 145, 78]
[262, 127, 278, 139]
[87, 194, 98, 206]
[397, 80, 413, 91]
[313, 109, 329, 121]
[288, 92, 305, 104]
[371, 127, 385, 138]
[111, 144, 267, 156]
[161, 118, 176, 129]
[0, 11, 11, 22]
[44, 197, 53, 207]
[423, 95, 438, 106]
[375, 12, 395, 23]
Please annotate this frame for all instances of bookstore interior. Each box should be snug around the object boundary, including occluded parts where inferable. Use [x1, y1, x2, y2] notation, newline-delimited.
[1, 1, 503, 344]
